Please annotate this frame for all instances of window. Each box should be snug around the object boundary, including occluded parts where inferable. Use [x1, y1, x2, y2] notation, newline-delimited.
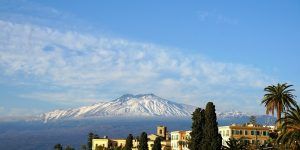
[176, 135, 179, 140]
[251, 131, 255, 135]
[160, 130, 162, 134]
[232, 130, 235, 135]
[239, 130, 243, 135]
[226, 130, 229, 136]
[263, 131, 266, 136]
[235, 130, 240, 135]
[256, 131, 260, 136]
[245, 130, 248, 135]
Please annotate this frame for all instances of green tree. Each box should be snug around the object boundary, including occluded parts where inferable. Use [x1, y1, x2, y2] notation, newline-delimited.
[178, 141, 187, 150]
[222, 138, 248, 150]
[277, 104, 300, 149]
[152, 137, 162, 150]
[95, 145, 107, 150]
[64, 145, 75, 150]
[54, 143, 63, 150]
[125, 134, 134, 150]
[113, 146, 122, 150]
[249, 115, 257, 124]
[189, 108, 205, 150]
[202, 102, 222, 150]
[88, 132, 94, 150]
[262, 83, 297, 125]
[138, 132, 148, 150]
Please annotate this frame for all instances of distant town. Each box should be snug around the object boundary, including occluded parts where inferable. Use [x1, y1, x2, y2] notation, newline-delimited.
[52, 83, 299, 150]
[91, 123, 275, 150]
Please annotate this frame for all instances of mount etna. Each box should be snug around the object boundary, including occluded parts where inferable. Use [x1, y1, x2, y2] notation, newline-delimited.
[0, 94, 275, 150]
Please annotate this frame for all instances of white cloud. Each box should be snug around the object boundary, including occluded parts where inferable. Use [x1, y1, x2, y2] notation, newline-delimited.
[0, 106, 43, 118]
[0, 20, 273, 113]
[196, 10, 238, 25]
[19, 90, 101, 104]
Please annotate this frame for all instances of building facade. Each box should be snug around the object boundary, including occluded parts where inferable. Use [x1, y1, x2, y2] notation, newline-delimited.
[170, 130, 191, 150]
[218, 123, 271, 147]
[92, 126, 171, 150]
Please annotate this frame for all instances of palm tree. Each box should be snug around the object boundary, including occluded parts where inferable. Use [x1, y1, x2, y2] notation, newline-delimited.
[261, 83, 297, 125]
[277, 104, 300, 149]
[177, 141, 187, 150]
[222, 138, 248, 150]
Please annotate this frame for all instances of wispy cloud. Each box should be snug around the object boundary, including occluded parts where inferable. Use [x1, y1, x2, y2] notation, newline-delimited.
[0, 106, 43, 117]
[0, 19, 273, 113]
[196, 10, 238, 25]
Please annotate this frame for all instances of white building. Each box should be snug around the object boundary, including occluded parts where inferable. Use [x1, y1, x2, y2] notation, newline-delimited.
[218, 126, 231, 146]
[170, 130, 191, 150]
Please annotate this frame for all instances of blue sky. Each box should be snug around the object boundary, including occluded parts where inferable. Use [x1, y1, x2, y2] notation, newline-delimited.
[0, 0, 299, 117]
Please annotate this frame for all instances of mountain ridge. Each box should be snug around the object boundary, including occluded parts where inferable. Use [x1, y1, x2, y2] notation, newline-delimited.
[39, 94, 274, 124]
[40, 94, 196, 122]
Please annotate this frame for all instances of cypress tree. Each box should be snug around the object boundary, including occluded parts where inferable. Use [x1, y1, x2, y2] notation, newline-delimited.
[125, 134, 134, 150]
[88, 132, 94, 150]
[201, 102, 222, 150]
[138, 132, 148, 150]
[152, 137, 162, 150]
[189, 107, 205, 150]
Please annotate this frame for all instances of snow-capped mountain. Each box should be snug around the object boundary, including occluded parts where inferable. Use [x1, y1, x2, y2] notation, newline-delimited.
[39, 93, 275, 124]
[40, 94, 196, 123]
[217, 111, 250, 118]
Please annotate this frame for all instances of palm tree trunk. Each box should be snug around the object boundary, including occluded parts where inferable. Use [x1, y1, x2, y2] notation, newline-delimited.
[276, 104, 282, 129]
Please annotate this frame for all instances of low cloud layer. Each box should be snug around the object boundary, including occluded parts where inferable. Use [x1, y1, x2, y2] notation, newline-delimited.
[0, 20, 273, 113]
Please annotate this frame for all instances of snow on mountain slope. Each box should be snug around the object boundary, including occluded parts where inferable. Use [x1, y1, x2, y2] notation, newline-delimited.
[40, 93, 270, 123]
[40, 94, 196, 122]
[217, 111, 249, 118]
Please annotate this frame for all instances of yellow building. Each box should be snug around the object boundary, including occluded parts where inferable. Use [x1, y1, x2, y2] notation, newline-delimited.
[218, 123, 272, 146]
[157, 126, 167, 139]
[92, 138, 138, 150]
[92, 126, 171, 150]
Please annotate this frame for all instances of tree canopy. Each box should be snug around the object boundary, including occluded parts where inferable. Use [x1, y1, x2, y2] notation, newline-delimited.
[189, 102, 222, 150]
[138, 132, 148, 150]
[152, 137, 162, 150]
[189, 108, 205, 150]
[125, 134, 134, 150]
